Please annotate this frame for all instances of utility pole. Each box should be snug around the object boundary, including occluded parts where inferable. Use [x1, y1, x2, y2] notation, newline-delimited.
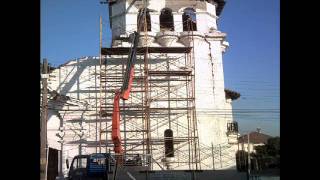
[247, 132, 251, 180]
[211, 143, 215, 170]
[56, 119, 65, 180]
[219, 144, 222, 168]
[237, 133, 240, 171]
[40, 58, 48, 180]
[99, 15, 103, 154]
[58, 139, 64, 178]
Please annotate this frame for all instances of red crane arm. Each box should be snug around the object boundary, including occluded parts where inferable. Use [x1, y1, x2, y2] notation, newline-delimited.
[111, 31, 139, 156]
[121, 67, 135, 100]
[112, 91, 123, 154]
[111, 67, 135, 154]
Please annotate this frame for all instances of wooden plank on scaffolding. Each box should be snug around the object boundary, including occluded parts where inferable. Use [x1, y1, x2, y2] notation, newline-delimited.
[101, 47, 192, 55]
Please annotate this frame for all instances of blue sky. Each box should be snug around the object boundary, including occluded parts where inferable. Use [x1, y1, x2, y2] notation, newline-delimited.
[41, 0, 279, 136]
[219, 0, 279, 136]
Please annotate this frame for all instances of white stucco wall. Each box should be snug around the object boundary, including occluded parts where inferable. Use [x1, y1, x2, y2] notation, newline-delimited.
[47, 111, 61, 150]
[173, 13, 183, 32]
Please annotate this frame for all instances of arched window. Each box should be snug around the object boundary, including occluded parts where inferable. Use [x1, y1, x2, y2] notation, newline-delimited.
[137, 9, 151, 32]
[160, 8, 174, 31]
[182, 8, 197, 31]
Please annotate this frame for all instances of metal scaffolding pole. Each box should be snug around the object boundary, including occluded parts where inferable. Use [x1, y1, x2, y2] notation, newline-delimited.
[99, 15, 103, 153]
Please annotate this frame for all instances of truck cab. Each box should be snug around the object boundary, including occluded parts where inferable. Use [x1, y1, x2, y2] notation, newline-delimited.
[67, 153, 108, 180]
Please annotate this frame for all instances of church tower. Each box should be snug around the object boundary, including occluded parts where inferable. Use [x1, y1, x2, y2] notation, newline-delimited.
[108, 0, 238, 170]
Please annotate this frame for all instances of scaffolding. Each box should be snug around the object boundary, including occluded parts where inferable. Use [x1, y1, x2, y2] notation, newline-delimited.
[48, 38, 236, 174]
[92, 1, 202, 170]
[48, 37, 235, 173]
[97, 42, 201, 169]
[94, 1, 201, 170]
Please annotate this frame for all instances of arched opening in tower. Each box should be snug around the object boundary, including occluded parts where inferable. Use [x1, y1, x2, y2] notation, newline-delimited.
[182, 8, 197, 31]
[160, 8, 174, 31]
[164, 129, 174, 158]
[137, 8, 151, 32]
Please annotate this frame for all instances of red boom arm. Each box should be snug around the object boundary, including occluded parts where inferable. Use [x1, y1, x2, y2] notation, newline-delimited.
[121, 67, 135, 100]
[111, 66, 135, 154]
[112, 90, 123, 154]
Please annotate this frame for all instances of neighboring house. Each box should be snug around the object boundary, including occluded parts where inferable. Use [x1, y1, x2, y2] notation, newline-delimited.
[238, 129, 272, 153]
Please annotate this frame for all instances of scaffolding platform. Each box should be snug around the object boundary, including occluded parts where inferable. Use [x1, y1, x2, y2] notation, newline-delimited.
[101, 47, 192, 55]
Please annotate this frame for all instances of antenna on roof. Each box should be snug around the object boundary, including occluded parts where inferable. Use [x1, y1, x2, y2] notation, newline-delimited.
[257, 127, 261, 133]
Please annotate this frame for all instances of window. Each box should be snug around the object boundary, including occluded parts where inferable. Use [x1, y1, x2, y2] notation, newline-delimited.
[182, 8, 197, 31]
[71, 159, 77, 170]
[79, 158, 87, 168]
[160, 8, 174, 31]
[137, 9, 151, 32]
[91, 157, 106, 165]
[227, 122, 239, 133]
[164, 129, 174, 157]
[71, 157, 87, 169]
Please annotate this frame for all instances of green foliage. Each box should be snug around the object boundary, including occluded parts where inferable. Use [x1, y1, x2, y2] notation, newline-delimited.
[255, 137, 280, 157]
[253, 137, 280, 169]
[266, 136, 280, 156]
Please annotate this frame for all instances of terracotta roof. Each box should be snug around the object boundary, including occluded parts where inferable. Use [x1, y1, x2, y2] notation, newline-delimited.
[238, 131, 272, 144]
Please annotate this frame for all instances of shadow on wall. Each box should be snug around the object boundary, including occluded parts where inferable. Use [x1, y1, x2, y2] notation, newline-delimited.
[60, 61, 86, 95]
[56, 57, 172, 98]
[56, 58, 100, 94]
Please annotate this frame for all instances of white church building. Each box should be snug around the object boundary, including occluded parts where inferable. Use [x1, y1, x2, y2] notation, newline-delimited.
[44, 0, 241, 176]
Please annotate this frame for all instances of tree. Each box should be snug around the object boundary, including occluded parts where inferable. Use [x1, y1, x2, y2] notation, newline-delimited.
[266, 137, 280, 156]
[254, 137, 280, 169]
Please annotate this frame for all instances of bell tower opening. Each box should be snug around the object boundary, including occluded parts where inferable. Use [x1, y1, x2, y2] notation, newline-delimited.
[182, 8, 197, 31]
[137, 8, 151, 32]
[160, 8, 174, 31]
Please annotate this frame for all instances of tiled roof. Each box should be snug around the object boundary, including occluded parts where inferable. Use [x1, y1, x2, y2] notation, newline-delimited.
[238, 131, 272, 144]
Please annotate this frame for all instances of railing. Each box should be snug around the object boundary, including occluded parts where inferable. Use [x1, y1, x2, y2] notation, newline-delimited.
[227, 122, 238, 134]
[109, 153, 152, 167]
